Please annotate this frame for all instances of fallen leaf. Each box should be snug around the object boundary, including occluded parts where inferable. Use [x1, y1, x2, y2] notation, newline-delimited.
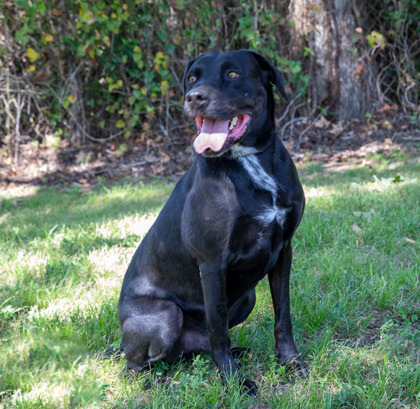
[116, 143, 128, 157]
[351, 224, 362, 233]
[314, 115, 331, 129]
[329, 123, 343, 137]
[353, 209, 375, 218]
[42, 33, 54, 44]
[378, 104, 392, 112]
[50, 8, 63, 17]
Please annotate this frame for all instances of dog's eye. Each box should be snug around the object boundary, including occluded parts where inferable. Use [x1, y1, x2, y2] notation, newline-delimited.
[187, 75, 197, 83]
[227, 71, 239, 79]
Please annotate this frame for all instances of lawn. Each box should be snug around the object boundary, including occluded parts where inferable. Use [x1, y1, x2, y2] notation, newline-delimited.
[0, 154, 419, 408]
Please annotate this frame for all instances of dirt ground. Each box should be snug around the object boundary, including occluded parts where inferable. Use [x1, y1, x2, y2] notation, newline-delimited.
[1, 105, 419, 192]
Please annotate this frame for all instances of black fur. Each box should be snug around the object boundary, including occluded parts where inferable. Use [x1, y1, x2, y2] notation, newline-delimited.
[118, 50, 307, 396]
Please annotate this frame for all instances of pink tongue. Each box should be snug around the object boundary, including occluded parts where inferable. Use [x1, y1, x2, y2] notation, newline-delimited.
[194, 118, 230, 154]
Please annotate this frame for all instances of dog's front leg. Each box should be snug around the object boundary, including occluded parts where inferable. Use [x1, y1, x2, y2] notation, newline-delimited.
[200, 263, 258, 397]
[268, 242, 309, 375]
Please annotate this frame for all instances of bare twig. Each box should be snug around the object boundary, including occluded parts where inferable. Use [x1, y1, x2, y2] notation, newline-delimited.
[66, 108, 126, 142]
[169, 64, 183, 92]
[122, 159, 160, 168]
[280, 117, 306, 140]
[276, 97, 299, 124]
[403, 82, 416, 110]
[401, 137, 420, 141]
[297, 113, 322, 145]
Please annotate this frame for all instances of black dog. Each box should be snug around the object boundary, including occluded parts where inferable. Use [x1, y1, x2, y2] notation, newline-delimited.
[118, 50, 307, 396]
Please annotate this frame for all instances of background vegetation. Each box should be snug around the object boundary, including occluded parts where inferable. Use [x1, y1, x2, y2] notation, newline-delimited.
[1, 0, 418, 154]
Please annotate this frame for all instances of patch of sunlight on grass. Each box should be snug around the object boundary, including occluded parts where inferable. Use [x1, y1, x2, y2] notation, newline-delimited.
[11, 381, 73, 408]
[1, 330, 104, 409]
[1, 251, 48, 286]
[95, 212, 158, 240]
[88, 246, 134, 271]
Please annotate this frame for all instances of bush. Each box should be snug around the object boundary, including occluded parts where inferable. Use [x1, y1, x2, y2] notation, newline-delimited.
[0, 0, 417, 149]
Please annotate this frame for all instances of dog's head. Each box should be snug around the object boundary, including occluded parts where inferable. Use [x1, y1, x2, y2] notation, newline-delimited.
[183, 50, 288, 157]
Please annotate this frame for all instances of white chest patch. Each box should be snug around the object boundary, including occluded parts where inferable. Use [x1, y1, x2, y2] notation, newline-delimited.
[230, 144, 260, 159]
[256, 204, 289, 225]
[238, 155, 289, 227]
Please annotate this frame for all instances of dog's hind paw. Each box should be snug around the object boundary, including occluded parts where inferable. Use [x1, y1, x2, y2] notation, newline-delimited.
[98, 346, 123, 360]
[242, 378, 259, 397]
[231, 346, 251, 360]
[119, 362, 146, 383]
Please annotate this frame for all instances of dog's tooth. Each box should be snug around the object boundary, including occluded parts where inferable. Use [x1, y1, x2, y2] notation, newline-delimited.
[229, 116, 238, 131]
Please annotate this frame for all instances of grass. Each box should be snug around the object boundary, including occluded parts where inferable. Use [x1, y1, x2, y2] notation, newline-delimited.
[0, 155, 419, 408]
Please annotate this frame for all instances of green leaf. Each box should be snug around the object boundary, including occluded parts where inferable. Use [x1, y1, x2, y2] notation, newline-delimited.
[367, 30, 386, 48]
[130, 115, 139, 128]
[116, 119, 125, 128]
[391, 175, 405, 183]
[27, 47, 40, 62]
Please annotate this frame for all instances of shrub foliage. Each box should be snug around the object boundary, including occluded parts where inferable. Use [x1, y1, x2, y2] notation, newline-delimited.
[0, 0, 418, 148]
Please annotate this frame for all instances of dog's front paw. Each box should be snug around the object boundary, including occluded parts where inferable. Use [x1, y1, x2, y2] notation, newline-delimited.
[221, 368, 258, 397]
[278, 355, 310, 378]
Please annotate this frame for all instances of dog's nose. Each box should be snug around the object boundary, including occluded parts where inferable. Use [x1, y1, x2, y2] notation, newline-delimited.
[185, 90, 209, 108]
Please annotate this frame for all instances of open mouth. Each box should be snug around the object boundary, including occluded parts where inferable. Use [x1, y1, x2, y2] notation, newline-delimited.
[193, 114, 251, 154]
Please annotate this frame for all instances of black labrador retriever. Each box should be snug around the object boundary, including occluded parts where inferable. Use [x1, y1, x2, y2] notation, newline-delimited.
[118, 50, 307, 396]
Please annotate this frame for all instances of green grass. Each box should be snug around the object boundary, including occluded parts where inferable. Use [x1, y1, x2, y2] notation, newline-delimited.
[0, 157, 419, 408]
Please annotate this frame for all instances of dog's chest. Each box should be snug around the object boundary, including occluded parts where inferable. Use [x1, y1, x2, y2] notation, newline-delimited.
[237, 155, 289, 228]
[182, 155, 291, 269]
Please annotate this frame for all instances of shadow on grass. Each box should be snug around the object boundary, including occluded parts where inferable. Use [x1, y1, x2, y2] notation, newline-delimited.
[0, 328, 105, 407]
[0, 179, 174, 244]
[60, 234, 140, 254]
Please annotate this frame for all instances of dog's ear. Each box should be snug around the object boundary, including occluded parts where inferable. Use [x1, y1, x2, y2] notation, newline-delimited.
[245, 50, 289, 102]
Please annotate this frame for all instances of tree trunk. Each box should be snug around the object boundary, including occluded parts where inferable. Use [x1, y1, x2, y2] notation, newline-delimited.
[289, 0, 378, 120]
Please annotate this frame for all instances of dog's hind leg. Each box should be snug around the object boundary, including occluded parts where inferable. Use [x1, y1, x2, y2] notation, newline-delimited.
[228, 289, 256, 328]
[119, 297, 183, 373]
